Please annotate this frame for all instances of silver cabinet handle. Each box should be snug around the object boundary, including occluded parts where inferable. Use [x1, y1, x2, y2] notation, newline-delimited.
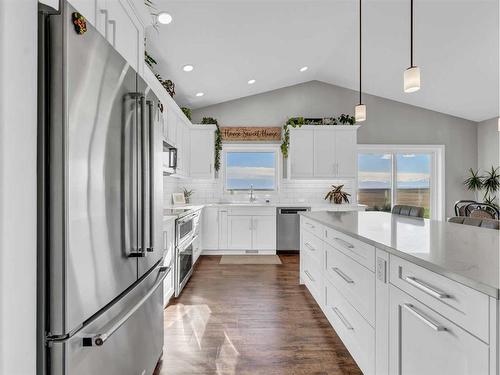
[306, 222, 315, 229]
[332, 267, 354, 284]
[403, 304, 446, 332]
[334, 237, 354, 249]
[332, 307, 354, 330]
[82, 266, 171, 347]
[305, 242, 316, 251]
[304, 270, 315, 282]
[404, 276, 450, 299]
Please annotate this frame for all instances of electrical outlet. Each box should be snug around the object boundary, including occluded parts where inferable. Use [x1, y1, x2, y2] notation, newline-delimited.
[376, 257, 387, 283]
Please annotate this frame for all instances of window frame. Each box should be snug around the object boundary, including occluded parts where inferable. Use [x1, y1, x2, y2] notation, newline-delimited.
[357, 144, 445, 220]
[222, 144, 281, 193]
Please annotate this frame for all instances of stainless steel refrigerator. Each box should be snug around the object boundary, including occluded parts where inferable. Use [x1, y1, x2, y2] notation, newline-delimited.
[38, 2, 167, 374]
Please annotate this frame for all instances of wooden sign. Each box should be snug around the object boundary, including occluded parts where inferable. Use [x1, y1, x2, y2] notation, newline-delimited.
[220, 127, 282, 142]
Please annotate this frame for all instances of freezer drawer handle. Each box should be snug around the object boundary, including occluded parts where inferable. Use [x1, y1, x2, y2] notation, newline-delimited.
[82, 266, 171, 347]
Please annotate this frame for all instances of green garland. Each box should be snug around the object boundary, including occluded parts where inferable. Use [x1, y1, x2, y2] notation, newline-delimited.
[201, 117, 222, 172]
[280, 114, 356, 157]
[281, 117, 304, 158]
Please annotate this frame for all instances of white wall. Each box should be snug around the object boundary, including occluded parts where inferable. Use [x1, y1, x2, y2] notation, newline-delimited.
[477, 118, 500, 171]
[0, 0, 38, 374]
[192, 80, 480, 217]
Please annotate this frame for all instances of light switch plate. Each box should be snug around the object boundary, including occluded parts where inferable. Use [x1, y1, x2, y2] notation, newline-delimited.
[376, 257, 387, 283]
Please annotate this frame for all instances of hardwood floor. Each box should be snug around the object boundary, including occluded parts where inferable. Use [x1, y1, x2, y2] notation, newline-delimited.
[154, 255, 362, 375]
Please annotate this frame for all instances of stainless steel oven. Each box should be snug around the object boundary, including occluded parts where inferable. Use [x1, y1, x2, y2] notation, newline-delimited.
[175, 234, 197, 297]
[176, 211, 200, 246]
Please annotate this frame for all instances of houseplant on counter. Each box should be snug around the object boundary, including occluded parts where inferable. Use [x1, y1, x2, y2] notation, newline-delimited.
[324, 185, 351, 204]
[183, 187, 194, 204]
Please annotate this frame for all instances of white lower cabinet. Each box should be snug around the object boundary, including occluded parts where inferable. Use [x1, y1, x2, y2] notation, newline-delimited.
[202, 207, 219, 250]
[227, 216, 253, 250]
[252, 216, 276, 251]
[300, 216, 496, 375]
[389, 284, 489, 375]
[201, 206, 276, 253]
[325, 279, 375, 375]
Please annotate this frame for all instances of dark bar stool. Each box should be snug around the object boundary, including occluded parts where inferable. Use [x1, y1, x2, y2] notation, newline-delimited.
[392, 205, 424, 218]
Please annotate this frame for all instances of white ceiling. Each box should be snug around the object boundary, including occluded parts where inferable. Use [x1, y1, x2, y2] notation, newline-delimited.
[145, 0, 499, 122]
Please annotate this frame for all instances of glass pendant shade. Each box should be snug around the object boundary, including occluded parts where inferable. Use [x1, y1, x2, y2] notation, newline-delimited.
[355, 104, 366, 122]
[404, 66, 421, 93]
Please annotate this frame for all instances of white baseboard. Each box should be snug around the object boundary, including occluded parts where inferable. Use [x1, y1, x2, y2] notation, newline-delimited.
[201, 249, 276, 256]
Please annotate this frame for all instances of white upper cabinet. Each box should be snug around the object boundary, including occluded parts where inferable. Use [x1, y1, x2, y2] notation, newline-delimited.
[334, 129, 357, 177]
[290, 126, 359, 179]
[190, 126, 215, 179]
[313, 129, 336, 177]
[290, 128, 314, 178]
[102, 0, 144, 74]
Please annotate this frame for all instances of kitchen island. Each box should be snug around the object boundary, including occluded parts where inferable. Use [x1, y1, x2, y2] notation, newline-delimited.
[299, 211, 499, 375]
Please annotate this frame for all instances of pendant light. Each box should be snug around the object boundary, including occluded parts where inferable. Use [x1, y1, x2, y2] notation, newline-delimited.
[355, 0, 366, 122]
[404, 0, 421, 93]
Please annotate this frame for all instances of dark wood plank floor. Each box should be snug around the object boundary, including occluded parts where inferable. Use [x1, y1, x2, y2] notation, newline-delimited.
[154, 255, 362, 375]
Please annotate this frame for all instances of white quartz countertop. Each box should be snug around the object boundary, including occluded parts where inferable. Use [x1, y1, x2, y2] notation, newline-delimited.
[300, 211, 500, 298]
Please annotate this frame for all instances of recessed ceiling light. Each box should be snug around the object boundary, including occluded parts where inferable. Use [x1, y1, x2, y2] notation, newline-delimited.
[299, 66, 309, 72]
[196, 92, 204, 97]
[183, 64, 194, 72]
[248, 79, 256, 85]
[157, 12, 173, 25]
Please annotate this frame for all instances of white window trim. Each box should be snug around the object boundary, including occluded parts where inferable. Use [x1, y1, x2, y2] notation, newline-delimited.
[357, 144, 445, 221]
[222, 144, 281, 193]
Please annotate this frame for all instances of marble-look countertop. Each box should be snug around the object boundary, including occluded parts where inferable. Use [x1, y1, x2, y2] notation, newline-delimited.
[300, 211, 500, 299]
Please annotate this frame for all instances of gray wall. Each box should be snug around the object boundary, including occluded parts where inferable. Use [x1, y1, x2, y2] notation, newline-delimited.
[477, 118, 499, 172]
[193, 80, 479, 217]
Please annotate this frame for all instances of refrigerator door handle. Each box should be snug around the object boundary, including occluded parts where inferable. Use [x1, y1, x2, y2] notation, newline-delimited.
[147, 100, 154, 253]
[82, 266, 171, 347]
[139, 95, 147, 256]
[123, 93, 144, 258]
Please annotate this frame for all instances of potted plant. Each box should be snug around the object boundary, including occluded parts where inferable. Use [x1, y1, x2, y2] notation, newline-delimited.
[324, 185, 351, 204]
[181, 107, 192, 120]
[463, 168, 484, 202]
[482, 166, 499, 206]
[183, 187, 194, 204]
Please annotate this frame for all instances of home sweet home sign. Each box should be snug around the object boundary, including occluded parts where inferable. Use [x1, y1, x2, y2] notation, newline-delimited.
[220, 127, 282, 142]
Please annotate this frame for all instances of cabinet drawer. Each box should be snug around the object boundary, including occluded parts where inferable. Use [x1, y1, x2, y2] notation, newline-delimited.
[301, 217, 324, 239]
[389, 285, 489, 375]
[301, 230, 324, 267]
[389, 255, 489, 342]
[324, 227, 375, 271]
[227, 206, 275, 216]
[302, 254, 323, 306]
[325, 242, 375, 326]
[325, 278, 375, 375]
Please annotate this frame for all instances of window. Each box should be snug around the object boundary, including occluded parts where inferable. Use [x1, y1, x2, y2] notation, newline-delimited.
[225, 150, 278, 191]
[357, 145, 444, 220]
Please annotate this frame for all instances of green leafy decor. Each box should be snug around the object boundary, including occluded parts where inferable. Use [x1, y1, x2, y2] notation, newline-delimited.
[337, 114, 356, 125]
[201, 117, 222, 172]
[181, 107, 192, 120]
[183, 187, 194, 203]
[145, 51, 157, 68]
[281, 117, 304, 158]
[482, 166, 500, 205]
[324, 185, 351, 204]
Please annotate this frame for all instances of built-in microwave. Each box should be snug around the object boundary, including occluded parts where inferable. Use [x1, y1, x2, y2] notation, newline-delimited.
[176, 211, 200, 246]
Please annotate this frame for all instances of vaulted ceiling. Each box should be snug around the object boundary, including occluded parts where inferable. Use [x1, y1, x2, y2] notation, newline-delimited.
[146, 0, 499, 122]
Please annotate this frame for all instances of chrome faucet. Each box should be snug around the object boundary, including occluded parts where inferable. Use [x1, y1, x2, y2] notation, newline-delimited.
[249, 185, 257, 202]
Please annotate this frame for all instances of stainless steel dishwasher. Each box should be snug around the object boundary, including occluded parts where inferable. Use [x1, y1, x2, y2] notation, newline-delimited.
[276, 207, 311, 252]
